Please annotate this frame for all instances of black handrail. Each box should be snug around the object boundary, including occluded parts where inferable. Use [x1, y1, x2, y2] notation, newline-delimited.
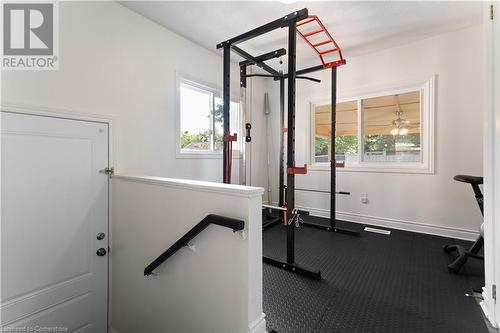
[144, 214, 245, 276]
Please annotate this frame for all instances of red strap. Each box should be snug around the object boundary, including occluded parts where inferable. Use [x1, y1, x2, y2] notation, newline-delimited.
[223, 133, 237, 142]
[223, 133, 237, 184]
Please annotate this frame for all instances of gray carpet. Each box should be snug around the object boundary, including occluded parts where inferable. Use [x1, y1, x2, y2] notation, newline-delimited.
[263, 215, 487, 333]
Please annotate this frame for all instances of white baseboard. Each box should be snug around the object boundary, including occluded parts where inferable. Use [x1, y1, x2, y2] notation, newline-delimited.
[296, 205, 479, 241]
[480, 288, 498, 329]
[249, 312, 266, 333]
[110, 315, 266, 333]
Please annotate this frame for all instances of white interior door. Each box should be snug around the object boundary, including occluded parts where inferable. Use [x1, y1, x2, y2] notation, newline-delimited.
[1, 111, 109, 332]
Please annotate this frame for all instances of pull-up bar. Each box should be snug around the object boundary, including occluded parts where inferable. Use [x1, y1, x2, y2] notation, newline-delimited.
[279, 64, 325, 80]
[296, 15, 345, 69]
[243, 74, 321, 83]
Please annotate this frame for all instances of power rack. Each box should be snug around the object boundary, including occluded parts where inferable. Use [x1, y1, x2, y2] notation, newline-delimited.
[217, 8, 359, 280]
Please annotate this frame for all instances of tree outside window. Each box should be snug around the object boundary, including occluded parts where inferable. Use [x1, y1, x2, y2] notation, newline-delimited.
[179, 79, 240, 155]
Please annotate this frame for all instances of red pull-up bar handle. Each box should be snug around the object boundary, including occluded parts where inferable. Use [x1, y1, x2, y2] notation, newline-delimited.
[296, 15, 345, 69]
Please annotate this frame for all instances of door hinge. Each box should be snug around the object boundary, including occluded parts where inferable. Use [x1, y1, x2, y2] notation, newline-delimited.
[493, 284, 497, 302]
[491, 4, 494, 20]
[102, 167, 114, 176]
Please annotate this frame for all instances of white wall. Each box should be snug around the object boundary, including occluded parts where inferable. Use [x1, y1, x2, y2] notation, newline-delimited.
[243, 75, 273, 191]
[266, 24, 484, 240]
[1, 1, 246, 183]
[110, 175, 265, 332]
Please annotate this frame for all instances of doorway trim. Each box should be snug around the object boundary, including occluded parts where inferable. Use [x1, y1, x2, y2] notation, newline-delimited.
[482, 2, 499, 328]
[1, 103, 114, 166]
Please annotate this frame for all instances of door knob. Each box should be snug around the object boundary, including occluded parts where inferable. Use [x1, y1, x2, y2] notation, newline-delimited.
[96, 232, 106, 240]
[96, 248, 107, 256]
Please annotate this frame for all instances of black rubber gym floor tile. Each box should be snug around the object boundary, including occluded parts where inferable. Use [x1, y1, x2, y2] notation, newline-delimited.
[263, 216, 487, 333]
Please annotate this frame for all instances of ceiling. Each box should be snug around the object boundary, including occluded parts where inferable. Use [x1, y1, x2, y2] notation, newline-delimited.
[120, 1, 482, 69]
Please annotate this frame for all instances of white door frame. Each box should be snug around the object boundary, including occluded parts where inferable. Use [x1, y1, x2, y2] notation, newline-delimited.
[0, 104, 114, 165]
[0, 103, 114, 330]
[482, 2, 499, 328]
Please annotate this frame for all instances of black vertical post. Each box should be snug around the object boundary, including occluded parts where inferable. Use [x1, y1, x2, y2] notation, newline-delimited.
[223, 45, 231, 183]
[326, 67, 360, 237]
[278, 77, 285, 207]
[240, 65, 247, 88]
[330, 67, 337, 229]
[286, 22, 296, 265]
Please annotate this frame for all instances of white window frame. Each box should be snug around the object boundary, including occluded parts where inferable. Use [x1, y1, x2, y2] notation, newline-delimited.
[309, 76, 435, 174]
[175, 73, 240, 159]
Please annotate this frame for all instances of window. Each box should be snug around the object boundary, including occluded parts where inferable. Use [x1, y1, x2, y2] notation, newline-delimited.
[362, 91, 421, 163]
[314, 100, 358, 164]
[311, 77, 434, 173]
[177, 76, 240, 157]
[214, 97, 241, 152]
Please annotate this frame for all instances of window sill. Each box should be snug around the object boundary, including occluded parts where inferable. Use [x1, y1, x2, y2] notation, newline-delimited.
[176, 150, 241, 159]
[308, 163, 434, 174]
